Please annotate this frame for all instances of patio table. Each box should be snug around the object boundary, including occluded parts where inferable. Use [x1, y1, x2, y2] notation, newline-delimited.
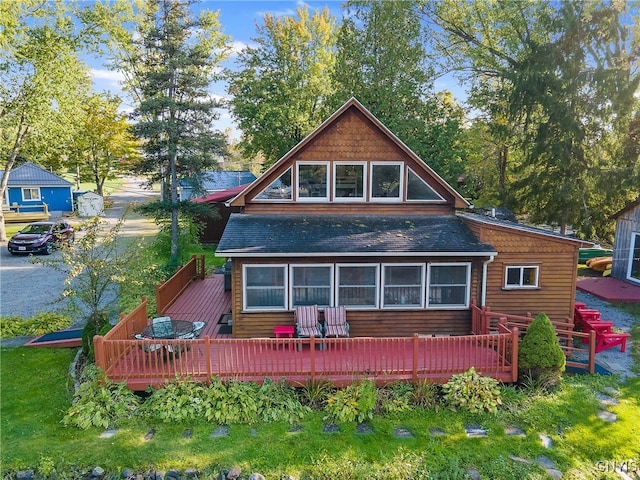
[142, 319, 195, 339]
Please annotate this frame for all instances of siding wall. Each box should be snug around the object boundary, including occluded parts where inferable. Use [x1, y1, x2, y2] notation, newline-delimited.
[612, 204, 640, 281]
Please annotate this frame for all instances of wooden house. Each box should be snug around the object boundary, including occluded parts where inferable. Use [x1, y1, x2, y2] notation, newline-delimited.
[217, 98, 588, 338]
[611, 197, 640, 285]
[1, 162, 73, 221]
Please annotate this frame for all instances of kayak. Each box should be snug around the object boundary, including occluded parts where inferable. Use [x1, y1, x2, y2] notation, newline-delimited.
[579, 248, 613, 264]
[586, 256, 613, 272]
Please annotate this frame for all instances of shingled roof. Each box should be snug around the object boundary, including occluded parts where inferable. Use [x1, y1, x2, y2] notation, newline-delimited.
[217, 214, 496, 257]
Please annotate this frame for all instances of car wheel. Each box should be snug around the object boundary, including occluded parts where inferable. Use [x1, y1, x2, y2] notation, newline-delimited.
[44, 242, 54, 255]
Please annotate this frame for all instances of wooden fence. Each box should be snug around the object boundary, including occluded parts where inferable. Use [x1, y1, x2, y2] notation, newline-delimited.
[155, 255, 205, 315]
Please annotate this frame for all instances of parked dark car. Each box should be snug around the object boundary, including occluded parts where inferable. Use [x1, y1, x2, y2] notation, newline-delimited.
[7, 221, 75, 255]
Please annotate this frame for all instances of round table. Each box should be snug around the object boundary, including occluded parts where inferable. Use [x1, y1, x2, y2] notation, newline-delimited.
[142, 319, 195, 339]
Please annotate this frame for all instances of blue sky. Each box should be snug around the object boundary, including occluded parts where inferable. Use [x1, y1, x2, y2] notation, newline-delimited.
[88, 1, 465, 139]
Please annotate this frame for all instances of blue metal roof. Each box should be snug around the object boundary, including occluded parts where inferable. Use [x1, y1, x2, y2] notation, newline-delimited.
[1, 162, 72, 186]
[180, 171, 256, 192]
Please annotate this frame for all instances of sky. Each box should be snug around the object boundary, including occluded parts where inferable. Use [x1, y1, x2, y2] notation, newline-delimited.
[88, 0, 465, 140]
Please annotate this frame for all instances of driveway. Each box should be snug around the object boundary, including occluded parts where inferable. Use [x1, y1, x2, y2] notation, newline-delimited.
[0, 177, 158, 320]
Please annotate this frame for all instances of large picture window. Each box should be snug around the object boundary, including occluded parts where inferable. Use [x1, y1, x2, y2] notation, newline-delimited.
[382, 264, 424, 308]
[505, 266, 539, 289]
[334, 163, 365, 201]
[243, 265, 287, 310]
[628, 232, 640, 284]
[297, 163, 328, 201]
[291, 265, 333, 307]
[427, 263, 470, 308]
[370, 163, 402, 201]
[22, 187, 41, 201]
[337, 264, 378, 308]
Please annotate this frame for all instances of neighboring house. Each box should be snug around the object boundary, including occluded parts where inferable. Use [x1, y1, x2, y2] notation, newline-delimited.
[611, 197, 640, 285]
[179, 170, 256, 201]
[192, 183, 250, 244]
[1, 162, 73, 218]
[217, 98, 589, 339]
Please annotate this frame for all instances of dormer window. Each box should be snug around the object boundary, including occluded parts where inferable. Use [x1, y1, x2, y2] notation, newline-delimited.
[297, 162, 329, 201]
[371, 162, 402, 201]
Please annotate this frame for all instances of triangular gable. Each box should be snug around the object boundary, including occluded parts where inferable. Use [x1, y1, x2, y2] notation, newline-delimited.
[1, 162, 73, 186]
[611, 196, 640, 220]
[230, 98, 469, 208]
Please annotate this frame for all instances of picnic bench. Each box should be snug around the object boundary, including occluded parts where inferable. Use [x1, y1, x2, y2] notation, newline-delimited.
[574, 304, 631, 353]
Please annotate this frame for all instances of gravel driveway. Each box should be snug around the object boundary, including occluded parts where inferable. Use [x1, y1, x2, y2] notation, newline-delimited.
[0, 177, 158, 320]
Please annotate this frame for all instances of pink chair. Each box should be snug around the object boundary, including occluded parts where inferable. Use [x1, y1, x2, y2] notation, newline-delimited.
[294, 305, 322, 339]
[324, 306, 350, 338]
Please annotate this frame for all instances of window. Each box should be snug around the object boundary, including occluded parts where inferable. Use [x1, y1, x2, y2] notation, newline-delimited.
[291, 265, 333, 307]
[628, 232, 640, 284]
[337, 264, 378, 308]
[22, 188, 41, 201]
[382, 264, 424, 308]
[505, 266, 539, 289]
[370, 163, 402, 201]
[334, 163, 365, 201]
[427, 263, 470, 308]
[243, 265, 287, 310]
[255, 169, 292, 200]
[297, 162, 328, 201]
[406, 168, 444, 201]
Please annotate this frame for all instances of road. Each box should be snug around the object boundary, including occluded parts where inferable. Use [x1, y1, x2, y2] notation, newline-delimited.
[0, 177, 158, 320]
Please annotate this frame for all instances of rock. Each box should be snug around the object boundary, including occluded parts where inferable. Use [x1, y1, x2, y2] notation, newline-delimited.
[16, 471, 34, 480]
[509, 456, 531, 465]
[429, 428, 445, 436]
[597, 410, 617, 422]
[505, 426, 526, 437]
[393, 427, 415, 438]
[147, 471, 164, 480]
[466, 468, 481, 479]
[535, 456, 557, 470]
[210, 426, 229, 437]
[121, 468, 136, 479]
[99, 429, 117, 438]
[226, 466, 241, 480]
[288, 424, 303, 433]
[92, 466, 106, 479]
[465, 425, 487, 437]
[356, 422, 374, 434]
[144, 429, 156, 441]
[184, 468, 198, 479]
[596, 393, 619, 406]
[539, 434, 553, 448]
[182, 428, 193, 438]
[165, 470, 181, 480]
[248, 474, 265, 480]
[323, 423, 340, 433]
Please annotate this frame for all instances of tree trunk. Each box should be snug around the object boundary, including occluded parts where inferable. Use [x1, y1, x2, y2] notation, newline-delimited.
[0, 123, 30, 242]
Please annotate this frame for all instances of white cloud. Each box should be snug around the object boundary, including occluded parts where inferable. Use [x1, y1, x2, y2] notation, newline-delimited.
[90, 68, 125, 85]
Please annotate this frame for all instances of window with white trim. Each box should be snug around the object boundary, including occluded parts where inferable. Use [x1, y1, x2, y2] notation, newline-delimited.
[505, 266, 539, 288]
[255, 168, 292, 200]
[243, 265, 287, 310]
[370, 162, 402, 201]
[382, 264, 424, 308]
[22, 187, 41, 201]
[297, 162, 328, 201]
[334, 163, 365, 201]
[627, 232, 640, 284]
[427, 263, 470, 308]
[337, 264, 379, 308]
[291, 265, 333, 307]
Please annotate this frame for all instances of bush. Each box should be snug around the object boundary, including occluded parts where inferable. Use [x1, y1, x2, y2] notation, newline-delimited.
[0, 312, 72, 339]
[81, 312, 111, 362]
[518, 312, 566, 385]
[377, 381, 414, 413]
[324, 379, 377, 423]
[441, 367, 502, 414]
[410, 380, 440, 409]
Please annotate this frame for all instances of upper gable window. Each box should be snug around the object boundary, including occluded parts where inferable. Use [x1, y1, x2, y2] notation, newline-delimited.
[255, 168, 292, 201]
[406, 168, 444, 201]
[334, 163, 365, 201]
[370, 163, 402, 201]
[297, 162, 329, 201]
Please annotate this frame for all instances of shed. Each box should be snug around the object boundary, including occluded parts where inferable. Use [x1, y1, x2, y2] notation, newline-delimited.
[192, 183, 249, 244]
[76, 191, 104, 217]
[611, 197, 640, 285]
[179, 171, 256, 201]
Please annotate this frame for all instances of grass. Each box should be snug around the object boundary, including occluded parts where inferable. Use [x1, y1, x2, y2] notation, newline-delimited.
[1, 346, 639, 479]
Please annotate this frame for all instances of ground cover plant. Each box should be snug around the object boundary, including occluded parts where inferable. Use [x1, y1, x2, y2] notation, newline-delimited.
[1, 346, 639, 479]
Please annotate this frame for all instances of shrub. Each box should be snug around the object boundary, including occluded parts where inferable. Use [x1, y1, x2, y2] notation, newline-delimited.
[141, 376, 209, 423]
[324, 379, 377, 423]
[518, 312, 566, 385]
[441, 367, 502, 414]
[377, 381, 414, 413]
[0, 312, 72, 339]
[298, 378, 334, 409]
[63, 366, 140, 429]
[410, 379, 440, 409]
[257, 378, 310, 423]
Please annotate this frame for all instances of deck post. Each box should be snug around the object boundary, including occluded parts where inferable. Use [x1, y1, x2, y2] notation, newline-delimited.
[412, 334, 419, 383]
[310, 336, 316, 381]
[205, 336, 212, 382]
[94, 335, 105, 372]
[511, 327, 519, 383]
[588, 331, 596, 374]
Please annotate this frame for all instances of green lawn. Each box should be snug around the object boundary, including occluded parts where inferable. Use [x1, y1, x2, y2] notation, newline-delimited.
[1, 346, 638, 479]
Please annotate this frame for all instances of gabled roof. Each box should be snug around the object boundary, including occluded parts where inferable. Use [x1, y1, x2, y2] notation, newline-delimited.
[611, 197, 640, 220]
[192, 183, 250, 204]
[230, 98, 470, 208]
[0, 162, 72, 186]
[217, 214, 496, 257]
[180, 171, 256, 192]
[458, 212, 592, 246]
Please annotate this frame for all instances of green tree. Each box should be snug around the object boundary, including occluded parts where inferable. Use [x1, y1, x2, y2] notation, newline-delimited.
[119, 0, 230, 265]
[68, 93, 140, 195]
[227, 5, 337, 169]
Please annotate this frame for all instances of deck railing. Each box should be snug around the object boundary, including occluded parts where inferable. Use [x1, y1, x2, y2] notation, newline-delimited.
[155, 255, 205, 315]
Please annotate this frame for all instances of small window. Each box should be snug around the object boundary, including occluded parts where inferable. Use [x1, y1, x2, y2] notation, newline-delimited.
[629, 233, 640, 284]
[337, 264, 379, 308]
[427, 263, 470, 308]
[334, 163, 365, 201]
[371, 163, 402, 201]
[291, 265, 333, 307]
[382, 264, 424, 308]
[297, 162, 328, 201]
[243, 265, 287, 310]
[255, 169, 292, 200]
[406, 168, 444, 201]
[22, 188, 41, 201]
[505, 266, 539, 289]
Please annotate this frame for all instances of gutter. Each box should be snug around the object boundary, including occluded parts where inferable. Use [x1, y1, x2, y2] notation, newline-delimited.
[481, 254, 496, 307]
